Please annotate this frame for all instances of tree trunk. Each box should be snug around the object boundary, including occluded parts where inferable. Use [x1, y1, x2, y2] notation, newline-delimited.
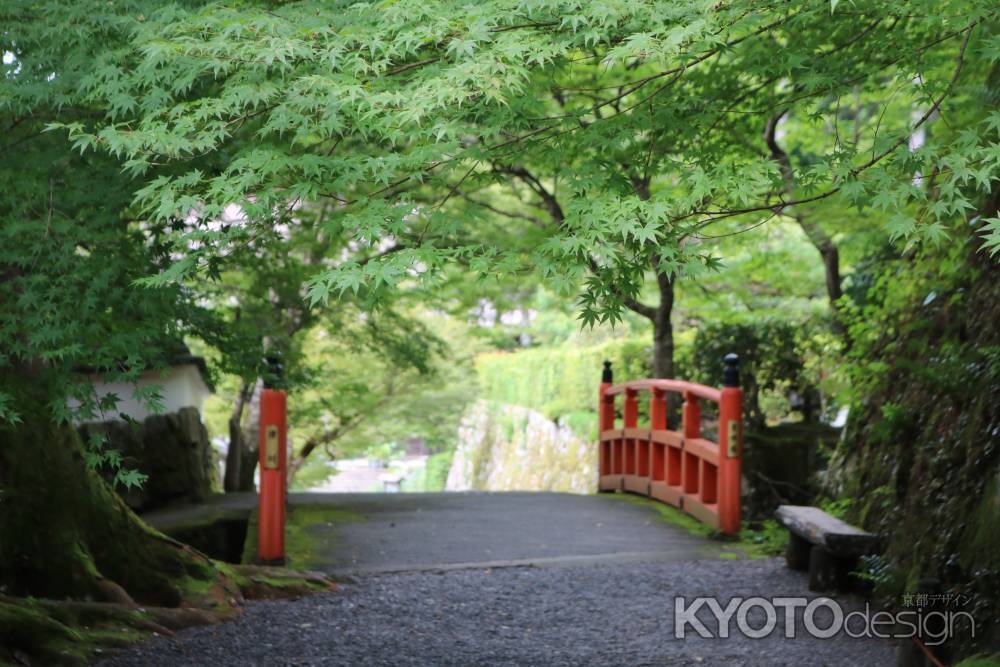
[796, 218, 843, 307]
[765, 112, 844, 314]
[0, 377, 239, 606]
[223, 382, 252, 493]
[237, 381, 261, 492]
[222, 381, 260, 493]
[652, 271, 675, 379]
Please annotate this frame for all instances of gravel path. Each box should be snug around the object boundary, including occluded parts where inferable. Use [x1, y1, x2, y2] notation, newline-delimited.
[97, 558, 895, 666]
[104, 493, 896, 665]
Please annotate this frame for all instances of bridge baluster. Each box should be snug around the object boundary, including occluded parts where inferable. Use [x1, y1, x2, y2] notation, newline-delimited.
[623, 389, 639, 484]
[650, 388, 667, 430]
[649, 389, 667, 491]
[682, 390, 701, 497]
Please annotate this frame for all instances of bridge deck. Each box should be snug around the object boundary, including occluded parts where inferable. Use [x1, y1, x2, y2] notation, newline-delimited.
[293, 491, 738, 576]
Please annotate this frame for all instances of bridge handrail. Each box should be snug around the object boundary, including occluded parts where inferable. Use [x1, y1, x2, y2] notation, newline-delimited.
[603, 379, 721, 403]
[597, 353, 743, 535]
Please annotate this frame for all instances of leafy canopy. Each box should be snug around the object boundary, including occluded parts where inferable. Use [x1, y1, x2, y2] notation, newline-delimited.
[7, 1, 990, 354]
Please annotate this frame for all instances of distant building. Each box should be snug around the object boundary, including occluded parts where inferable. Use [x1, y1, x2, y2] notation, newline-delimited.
[405, 436, 429, 456]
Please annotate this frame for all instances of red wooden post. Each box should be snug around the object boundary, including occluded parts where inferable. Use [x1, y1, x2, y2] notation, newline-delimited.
[650, 388, 667, 430]
[258, 358, 287, 564]
[599, 361, 615, 431]
[718, 354, 743, 535]
[650, 388, 667, 485]
[682, 390, 700, 438]
[623, 388, 638, 427]
[681, 390, 701, 495]
[623, 388, 638, 476]
[599, 361, 615, 479]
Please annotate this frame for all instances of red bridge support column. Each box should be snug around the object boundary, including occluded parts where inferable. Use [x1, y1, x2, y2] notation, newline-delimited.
[599, 361, 615, 432]
[598, 361, 617, 491]
[718, 354, 743, 536]
[258, 358, 287, 565]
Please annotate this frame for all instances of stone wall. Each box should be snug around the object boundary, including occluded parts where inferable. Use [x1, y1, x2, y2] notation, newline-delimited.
[446, 400, 596, 494]
[825, 253, 1000, 659]
[78, 407, 216, 511]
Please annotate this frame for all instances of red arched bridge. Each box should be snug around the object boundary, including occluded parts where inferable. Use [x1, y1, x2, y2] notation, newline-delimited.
[246, 354, 746, 563]
[598, 354, 743, 535]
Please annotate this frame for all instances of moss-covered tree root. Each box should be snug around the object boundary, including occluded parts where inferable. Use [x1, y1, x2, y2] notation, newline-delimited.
[0, 389, 337, 665]
[0, 566, 338, 665]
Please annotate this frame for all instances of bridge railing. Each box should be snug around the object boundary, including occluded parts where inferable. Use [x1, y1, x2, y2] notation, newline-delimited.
[598, 355, 743, 535]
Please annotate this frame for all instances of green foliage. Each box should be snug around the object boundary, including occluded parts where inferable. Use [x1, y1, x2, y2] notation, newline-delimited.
[676, 218, 831, 323]
[737, 520, 788, 559]
[955, 655, 1000, 667]
[45, 0, 1000, 329]
[8, 0, 1000, 448]
[474, 315, 826, 437]
[684, 319, 830, 429]
[838, 227, 1000, 413]
[288, 309, 476, 465]
[827, 236, 1000, 656]
[476, 336, 651, 425]
[853, 553, 904, 596]
[0, 0, 269, 488]
[820, 497, 853, 521]
[3, 5, 1000, 649]
[286, 460, 336, 492]
[422, 450, 457, 492]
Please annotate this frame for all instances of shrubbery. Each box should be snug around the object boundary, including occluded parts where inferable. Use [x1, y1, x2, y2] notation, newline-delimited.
[476, 320, 827, 435]
[475, 337, 652, 425]
[682, 320, 827, 430]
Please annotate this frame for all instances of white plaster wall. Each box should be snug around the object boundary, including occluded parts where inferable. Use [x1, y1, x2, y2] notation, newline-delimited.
[74, 364, 212, 421]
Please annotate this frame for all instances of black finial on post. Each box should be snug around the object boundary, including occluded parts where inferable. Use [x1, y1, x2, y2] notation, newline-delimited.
[722, 353, 740, 387]
[602, 360, 613, 383]
[264, 353, 284, 389]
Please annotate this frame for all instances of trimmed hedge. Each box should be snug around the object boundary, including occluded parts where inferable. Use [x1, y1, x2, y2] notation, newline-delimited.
[475, 337, 653, 423]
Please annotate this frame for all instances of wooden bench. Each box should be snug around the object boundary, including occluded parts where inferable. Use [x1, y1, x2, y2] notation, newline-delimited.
[775, 505, 880, 592]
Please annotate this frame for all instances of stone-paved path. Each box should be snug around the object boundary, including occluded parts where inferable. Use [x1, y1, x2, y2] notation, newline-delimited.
[101, 492, 896, 666]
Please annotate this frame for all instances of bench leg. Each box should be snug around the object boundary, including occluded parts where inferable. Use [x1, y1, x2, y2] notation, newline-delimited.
[808, 546, 852, 592]
[785, 532, 811, 571]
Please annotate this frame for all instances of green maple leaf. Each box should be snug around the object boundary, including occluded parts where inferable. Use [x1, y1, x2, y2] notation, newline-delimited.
[117, 469, 149, 490]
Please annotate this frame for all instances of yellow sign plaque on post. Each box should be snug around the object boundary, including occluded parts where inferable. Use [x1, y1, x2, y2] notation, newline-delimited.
[264, 425, 280, 470]
[727, 419, 740, 458]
